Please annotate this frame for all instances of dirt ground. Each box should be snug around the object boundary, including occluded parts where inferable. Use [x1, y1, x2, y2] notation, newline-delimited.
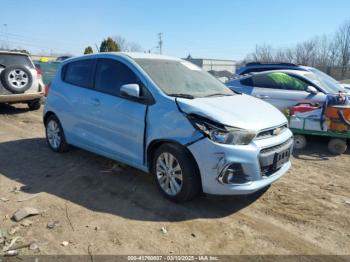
[0, 104, 349, 256]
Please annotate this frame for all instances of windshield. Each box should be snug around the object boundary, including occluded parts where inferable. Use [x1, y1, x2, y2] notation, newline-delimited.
[135, 59, 234, 98]
[306, 68, 345, 93]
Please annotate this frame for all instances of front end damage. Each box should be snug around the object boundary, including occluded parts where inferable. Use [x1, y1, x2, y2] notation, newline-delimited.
[187, 126, 293, 195]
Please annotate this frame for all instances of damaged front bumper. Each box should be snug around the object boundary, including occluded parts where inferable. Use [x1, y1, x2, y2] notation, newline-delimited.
[187, 129, 293, 195]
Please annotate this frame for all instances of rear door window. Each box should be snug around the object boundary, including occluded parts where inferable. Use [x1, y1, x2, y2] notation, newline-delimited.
[252, 73, 282, 89]
[63, 59, 95, 88]
[282, 74, 310, 91]
[94, 59, 139, 96]
[252, 72, 310, 91]
[0, 54, 33, 68]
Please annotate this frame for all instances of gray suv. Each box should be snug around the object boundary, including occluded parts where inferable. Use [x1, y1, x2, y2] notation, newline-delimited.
[0, 51, 44, 110]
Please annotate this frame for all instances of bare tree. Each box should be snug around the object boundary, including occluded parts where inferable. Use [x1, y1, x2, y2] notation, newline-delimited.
[294, 39, 318, 65]
[113, 35, 143, 52]
[247, 44, 274, 62]
[274, 48, 292, 63]
[243, 21, 350, 80]
[334, 21, 350, 78]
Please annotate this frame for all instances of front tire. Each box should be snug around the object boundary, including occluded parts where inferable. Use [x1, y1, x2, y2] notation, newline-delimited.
[151, 143, 201, 202]
[45, 115, 70, 153]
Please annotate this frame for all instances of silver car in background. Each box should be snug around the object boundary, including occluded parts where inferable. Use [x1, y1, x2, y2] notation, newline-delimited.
[226, 69, 348, 111]
[0, 51, 44, 110]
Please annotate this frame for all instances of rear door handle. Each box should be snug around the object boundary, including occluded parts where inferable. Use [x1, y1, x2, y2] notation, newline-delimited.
[90, 98, 101, 106]
[255, 94, 269, 99]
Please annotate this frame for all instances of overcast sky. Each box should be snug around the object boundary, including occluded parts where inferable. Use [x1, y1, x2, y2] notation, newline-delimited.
[1, 0, 350, 60]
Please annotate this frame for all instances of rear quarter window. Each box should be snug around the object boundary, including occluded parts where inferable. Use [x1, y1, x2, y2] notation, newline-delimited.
[0, 54, 33, 68]
[62, 59, 95, 88]
[240, 77, 253, 86]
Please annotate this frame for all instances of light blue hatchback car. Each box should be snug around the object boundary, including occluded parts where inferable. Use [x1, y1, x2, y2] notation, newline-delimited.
[43, 52, 293, 202]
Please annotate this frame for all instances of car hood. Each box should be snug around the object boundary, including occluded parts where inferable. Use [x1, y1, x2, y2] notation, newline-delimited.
[177, 94, 287, 131]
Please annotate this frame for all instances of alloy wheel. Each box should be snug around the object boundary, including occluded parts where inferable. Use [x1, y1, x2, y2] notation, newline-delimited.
[8, 69, 29, 89]
[47, 119, 61, 149]
[156, 152, 183, 196]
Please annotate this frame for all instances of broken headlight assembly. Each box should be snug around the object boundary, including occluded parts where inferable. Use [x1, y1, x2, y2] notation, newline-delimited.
[187, 114, 256, 145]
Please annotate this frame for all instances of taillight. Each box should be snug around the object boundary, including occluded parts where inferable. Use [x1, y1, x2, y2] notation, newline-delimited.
[45, 82, 51, 97]
[35, 67, 41, 77]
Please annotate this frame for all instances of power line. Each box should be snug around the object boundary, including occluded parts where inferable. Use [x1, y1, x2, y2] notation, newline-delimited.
[0, 31, 82, 46]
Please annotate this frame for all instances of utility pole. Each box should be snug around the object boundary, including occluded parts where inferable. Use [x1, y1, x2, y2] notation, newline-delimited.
[3, 24, 8, 49]
[158, 33, 163, 54]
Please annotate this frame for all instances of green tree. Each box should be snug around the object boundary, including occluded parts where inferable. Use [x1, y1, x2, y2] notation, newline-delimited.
[83, 46, 93, 54]
[99, 37, 120, 52]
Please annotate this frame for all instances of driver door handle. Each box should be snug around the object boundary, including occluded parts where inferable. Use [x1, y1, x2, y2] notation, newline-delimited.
[90, 98, 101, 106]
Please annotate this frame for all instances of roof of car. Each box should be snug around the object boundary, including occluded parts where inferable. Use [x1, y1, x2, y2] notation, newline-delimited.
[73, 52, 182, 62]
[231, 69, 310, 81]
[0, 51, 29, 56]
[252, 69, 309, 76]
[263, 69, 309, 75]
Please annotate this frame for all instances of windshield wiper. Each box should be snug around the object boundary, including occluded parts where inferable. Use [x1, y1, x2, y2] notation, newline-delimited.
[168, 93, 195, 99]
[203, 93, 234, 97]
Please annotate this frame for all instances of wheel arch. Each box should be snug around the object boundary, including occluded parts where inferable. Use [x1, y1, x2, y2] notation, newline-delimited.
[146, 139, 202, 188]
[43, 111, 57, 125]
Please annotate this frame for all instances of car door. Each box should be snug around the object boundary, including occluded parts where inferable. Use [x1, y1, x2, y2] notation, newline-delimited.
[251, 72, 325, 111]
[58, 58, 98, 147]
[84, 58, 148, 168]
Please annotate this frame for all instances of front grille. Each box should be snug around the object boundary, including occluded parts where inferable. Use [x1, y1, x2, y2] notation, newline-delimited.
[259, 138, 293, 177]
[260, 138, 293, 154]
[256, 124, 288, 140]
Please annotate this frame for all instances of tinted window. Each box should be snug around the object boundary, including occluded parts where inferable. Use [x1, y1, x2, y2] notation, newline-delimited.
[283, 74, 309, 91]
[94, 59, 139, 96]
[253, 72, 309, 91]
[63, 59, 95, 88]
[252, 73, 282, 89]
[240, 77, 253, 86]
[0, 54, 33, 68]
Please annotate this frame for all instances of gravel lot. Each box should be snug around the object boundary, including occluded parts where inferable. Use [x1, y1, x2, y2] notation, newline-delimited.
[0, 104, 349, 256]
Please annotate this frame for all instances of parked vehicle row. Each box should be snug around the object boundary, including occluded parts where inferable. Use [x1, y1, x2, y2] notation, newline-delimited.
[43, 53, 293, 202]
[0, 51, 44, 110]
[229, 63, 350, 155]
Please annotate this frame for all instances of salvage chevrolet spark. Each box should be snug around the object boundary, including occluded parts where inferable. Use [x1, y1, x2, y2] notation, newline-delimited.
[43, 52, 293, 202]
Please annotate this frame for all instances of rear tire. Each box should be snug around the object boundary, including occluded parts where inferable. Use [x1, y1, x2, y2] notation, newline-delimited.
[328, 138, 347, 155]
[294, 135, 307, 150]
[151, 143, 201, 202]
[27, 100, 41, 111]
[45, 115, 70, 153]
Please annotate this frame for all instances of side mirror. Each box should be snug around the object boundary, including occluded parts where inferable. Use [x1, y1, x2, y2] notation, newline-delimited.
[306, 86, 318, 94]
[120, 84, 140, 98]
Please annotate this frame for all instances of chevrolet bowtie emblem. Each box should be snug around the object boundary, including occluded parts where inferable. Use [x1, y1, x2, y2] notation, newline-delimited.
[273, 127, 282, 136]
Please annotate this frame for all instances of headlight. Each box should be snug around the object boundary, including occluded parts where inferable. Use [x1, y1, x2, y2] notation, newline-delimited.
[187, 114, 256, 145]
